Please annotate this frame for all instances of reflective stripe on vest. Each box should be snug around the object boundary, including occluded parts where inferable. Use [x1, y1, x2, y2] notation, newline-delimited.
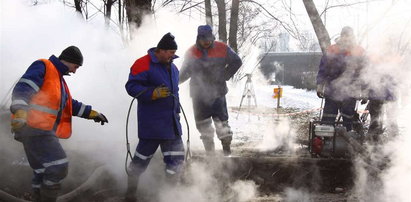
[26, 59, 73, 138]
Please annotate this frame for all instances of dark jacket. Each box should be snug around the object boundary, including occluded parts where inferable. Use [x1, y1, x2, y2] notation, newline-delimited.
[365, 69, 397, 101]
[179, 41, 242, 102]
[125, 48, 182, 140]
[10, 55, 92, 138]
[317, 43, 366, 101]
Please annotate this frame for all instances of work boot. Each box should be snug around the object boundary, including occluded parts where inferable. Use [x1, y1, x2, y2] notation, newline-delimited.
[40, 195, 57, 202]
[31, 188, 41, 202]
[221, 137, 232, 156]
[201, 139, 215, 155]
[40, 186, 59, 202]
[222, 144, 231, 156]
[125, 176, 139, 202]
[165, 171, 180, 185]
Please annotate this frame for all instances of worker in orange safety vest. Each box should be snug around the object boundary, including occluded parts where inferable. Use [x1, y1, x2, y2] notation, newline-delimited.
[10, 46, 108, 202]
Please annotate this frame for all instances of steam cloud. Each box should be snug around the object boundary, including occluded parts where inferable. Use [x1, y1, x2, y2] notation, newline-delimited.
[349, 1, 411, 201]
[0, 0, 259, 201]
[2, 0, 411, 201]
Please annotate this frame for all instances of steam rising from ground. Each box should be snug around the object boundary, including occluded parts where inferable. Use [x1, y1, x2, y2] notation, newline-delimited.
[257, 117, 297, 152]
[284, 188, 312, 202]
[157, 161, 257, 202]
[0, 0, 199, 167]
[2, 0, 411, 201]
[0, 0, 258, 200]
[349, 1, 411, 201]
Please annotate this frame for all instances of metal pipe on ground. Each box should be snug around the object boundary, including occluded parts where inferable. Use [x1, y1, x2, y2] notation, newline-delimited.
[0, 189, 27, 202]
[58, 165, 109, 202]
[0, 165, 109, 202]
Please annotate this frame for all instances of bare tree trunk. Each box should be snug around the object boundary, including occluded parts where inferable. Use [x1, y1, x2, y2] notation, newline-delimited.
[74, 0, 82, 14]
[125, 0, 152, 28]
[119, 0, 122, 25]
[215, 0, 227, 43]
[302, 0, 330, 54]
[229, 0, 239, 52]
[205, 0, 213, 25]
[105, 0, 116, 26]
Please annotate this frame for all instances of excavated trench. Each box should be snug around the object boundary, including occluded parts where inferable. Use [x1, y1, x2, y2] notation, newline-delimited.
[1, 109, 355, 201]
[0, 151, 354, 201]
[219, 155, 353, 193]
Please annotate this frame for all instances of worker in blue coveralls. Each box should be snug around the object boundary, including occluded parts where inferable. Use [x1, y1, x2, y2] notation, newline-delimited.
[364, 77, 398, 143]
[125, 33, 184, 202]
[362, 53, 399, 143]
[179, 25, 242, 156]
[10, 46, 108, 202]
[316, 26, 367, 131]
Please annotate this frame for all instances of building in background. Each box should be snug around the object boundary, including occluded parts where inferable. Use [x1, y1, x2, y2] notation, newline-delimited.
[260, 52, 322, 90]
[278, 33, 290, 52]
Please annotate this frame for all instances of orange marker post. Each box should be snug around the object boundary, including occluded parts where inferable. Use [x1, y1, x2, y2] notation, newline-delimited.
[273, 86, 283, 114]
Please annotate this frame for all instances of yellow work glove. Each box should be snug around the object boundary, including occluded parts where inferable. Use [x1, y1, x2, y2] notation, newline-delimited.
[11, 109, 27, 133]
[88, 110, 108, 125]
[152, 86, 171, 100]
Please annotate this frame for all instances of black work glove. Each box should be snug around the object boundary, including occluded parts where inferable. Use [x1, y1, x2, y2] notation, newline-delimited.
[316, 84, 325, 98]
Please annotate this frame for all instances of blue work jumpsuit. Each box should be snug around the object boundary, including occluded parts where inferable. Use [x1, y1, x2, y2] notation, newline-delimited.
[125, 48, 184, 176]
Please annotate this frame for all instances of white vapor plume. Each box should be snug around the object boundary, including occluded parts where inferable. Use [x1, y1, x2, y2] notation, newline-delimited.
[0, 0, 199, 186]
[284, 188, 312, 202]
[158, 161, 258, 202]
[1, 0, 261, 201]
[257, 117, 297, 153]
[350, 1, 411, 202]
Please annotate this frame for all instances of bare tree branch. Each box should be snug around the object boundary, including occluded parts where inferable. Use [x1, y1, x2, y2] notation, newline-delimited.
[241, 0, 298, 39]
[179, 1, 203, 13]
[319, 1, 371, 17]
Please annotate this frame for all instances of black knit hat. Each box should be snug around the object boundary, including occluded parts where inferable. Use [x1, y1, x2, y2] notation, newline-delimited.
[58, 46, 83, 66]
[157, 33, 178, 50]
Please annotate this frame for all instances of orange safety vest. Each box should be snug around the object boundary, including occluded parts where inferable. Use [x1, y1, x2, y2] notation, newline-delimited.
[26, 59, 73, 138]
[327, 44, 365, 57]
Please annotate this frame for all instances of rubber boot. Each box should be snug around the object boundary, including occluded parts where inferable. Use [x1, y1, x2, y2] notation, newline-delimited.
[201, 139, 215, 155]
[40, 187, 59, 202]
[221, 137, 232, 156]
[165, 171, 179, 185]
[32, 188, 41, 202]
[125, 176, 139, 202]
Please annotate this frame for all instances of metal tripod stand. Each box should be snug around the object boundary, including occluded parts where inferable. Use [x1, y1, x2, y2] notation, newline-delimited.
[236, 74, 257, 120]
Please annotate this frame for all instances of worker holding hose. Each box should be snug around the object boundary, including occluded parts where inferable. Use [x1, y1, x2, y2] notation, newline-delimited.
[125, 33, 184, 202]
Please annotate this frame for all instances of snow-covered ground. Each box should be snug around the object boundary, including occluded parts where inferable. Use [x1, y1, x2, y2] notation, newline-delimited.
[176, 69, 323, 152]
[229, 83, 321, 110]
[2, 1, 411, 201]
[226, 77, 321, 152]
